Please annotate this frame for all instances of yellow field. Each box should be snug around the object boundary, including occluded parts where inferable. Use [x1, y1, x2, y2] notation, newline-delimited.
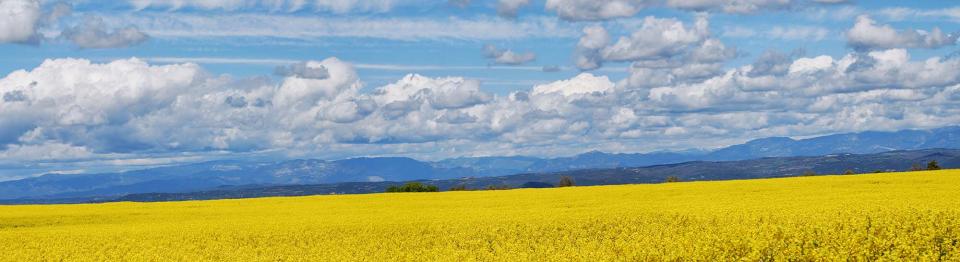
[2, 170, 960, 261]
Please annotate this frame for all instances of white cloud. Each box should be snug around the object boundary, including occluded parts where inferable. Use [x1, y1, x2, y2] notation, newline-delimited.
[274, 62, 330, 79]
[545, 0, 849, 20]
[767, 26, 830, 41]
[875, 7, 960, 22]
[483, 44, 537, 65]
[847, 15, 957, 50]
[574, 25, 610, 70]
[545, 0, 651, 21]
[723, 25, 830, 41]
[0, 0, 40, 43]
[601, 15, 709, 62]
[3, 51, 960, 162]
[664, 0, 794, 14]
[531, 73, 614, 96]
[62, 17, 149, 48]
[93, 12, 577, 40]
[575, 15, 733, 74]
[127, 0, 401, 13]
[0, 142, 93, 160]
[497, 0, 530, 18]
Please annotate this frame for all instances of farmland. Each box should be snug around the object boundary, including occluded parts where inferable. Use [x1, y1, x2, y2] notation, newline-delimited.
[2, 170, 960, 261]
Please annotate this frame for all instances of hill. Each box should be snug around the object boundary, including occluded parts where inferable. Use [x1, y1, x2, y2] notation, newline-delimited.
[3, 126, 960, 201]
[2, 170, 959, 260]
[114, 148, 959, 202]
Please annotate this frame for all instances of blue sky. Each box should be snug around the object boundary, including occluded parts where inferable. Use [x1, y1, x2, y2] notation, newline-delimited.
[1, 0, 960, 180]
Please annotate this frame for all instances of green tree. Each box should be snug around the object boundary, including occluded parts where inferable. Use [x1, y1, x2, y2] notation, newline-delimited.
[665, 176, 680, 183]
[558, 176, 575, 187]
[385, 182, 439, 193]
[844, 170, 855, 175]
[927, 160, 941, 171]
[801, 171, 817, 177]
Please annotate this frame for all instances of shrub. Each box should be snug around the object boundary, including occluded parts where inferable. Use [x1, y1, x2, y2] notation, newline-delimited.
[801, 171, 817, 177]
[665, 176, 681, 183]
[558, 176, 575, 187]
[844, 170, 855, 175]
[927, 160, 941, 171]
[386, 182, 439, 193]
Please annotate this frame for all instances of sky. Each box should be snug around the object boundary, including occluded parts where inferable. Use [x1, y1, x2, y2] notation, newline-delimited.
[1, 0, 960, 180]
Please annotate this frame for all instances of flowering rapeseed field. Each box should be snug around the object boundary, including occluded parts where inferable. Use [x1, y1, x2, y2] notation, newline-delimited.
[2, 170, 959, 261]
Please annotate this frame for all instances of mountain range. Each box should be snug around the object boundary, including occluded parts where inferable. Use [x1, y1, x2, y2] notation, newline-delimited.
[2, 126, 960, 202]
[57, 149, 960, 203]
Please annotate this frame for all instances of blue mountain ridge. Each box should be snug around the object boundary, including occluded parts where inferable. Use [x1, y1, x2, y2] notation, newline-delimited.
[2, 126, 959, 200]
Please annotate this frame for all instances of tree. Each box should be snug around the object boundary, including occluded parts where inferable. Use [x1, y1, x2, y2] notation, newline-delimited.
[385, 182, 439, 193]
[801, 171, 817, 177]
[927, 160, 941, 171]
[844, 170, 855, 175]
[558, 176, 575, 187]
[448, 184, 469, 191]
[665, 176, 680, 183]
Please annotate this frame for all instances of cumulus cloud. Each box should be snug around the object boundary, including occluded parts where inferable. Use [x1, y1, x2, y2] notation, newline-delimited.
[601, 16, 709, 62]
[532, 73, 614, 96]
[483, 44, 537, 65]
[0, 1, 140, 49]
[4, 51, 960, 161]
[574, 25, 610, 70]
[575, 15, 735, 78]
[847, 15, 958, 50]
[748, 48, 805, 77]
[61, 17, 149, 49]
[0, 0, 41, 43]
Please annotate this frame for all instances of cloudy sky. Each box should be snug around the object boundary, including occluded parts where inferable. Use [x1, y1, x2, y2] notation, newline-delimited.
[1, 0, 959, 180]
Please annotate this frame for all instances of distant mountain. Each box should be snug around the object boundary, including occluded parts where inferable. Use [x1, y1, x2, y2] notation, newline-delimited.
[2, 126, 960, 202]
[0, 157, 466, 200]
[706, 126, 960, 160]
[111, 148, 960, 203]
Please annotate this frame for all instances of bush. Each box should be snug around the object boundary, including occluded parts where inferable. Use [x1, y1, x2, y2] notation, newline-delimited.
[927, 160, 941, 171]
[801, 171, 817, 177]
[386, 182, 439, 193]
[844, 170, 855, 175]
[558, 176, 575, 187]
[665, 176, 681, 183]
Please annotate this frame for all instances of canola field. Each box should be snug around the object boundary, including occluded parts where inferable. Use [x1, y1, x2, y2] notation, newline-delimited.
[2, 170, 960, 261]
